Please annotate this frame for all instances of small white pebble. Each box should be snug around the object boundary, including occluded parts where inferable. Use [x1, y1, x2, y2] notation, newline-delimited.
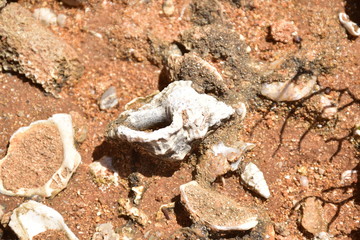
[57, 14, 67, 27]
[341, 170, 357, 184]
[33, 8, 57, 26]
[299, 176, 309, 188]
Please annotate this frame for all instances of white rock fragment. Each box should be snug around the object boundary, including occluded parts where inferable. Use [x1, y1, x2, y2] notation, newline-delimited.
[339, 13, 360, 37]
[313, 232, 333, 240]
[234, 102, 247, 120]
[99, 86, 118, 110]
[33, 8, 57, 26]
[261, 75, 317, 102]
[163, 0, 175, 16]
[240, 162, 271, 199]
[89, 156, 119, 189]
[180, 181, 258, 231]
[9, 200, 78, 240]
[340, 170, 357, 184]
[57, 14, 67, 27]
[0, 114, 81, 198]
[92, 222, 120, 240]
[319, 95, 337, 119]
[108, 81, 235, 161]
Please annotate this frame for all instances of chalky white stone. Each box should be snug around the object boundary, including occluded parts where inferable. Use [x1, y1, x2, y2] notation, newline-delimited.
[9, 200, 78, 240]
[108, 81, 234, 161]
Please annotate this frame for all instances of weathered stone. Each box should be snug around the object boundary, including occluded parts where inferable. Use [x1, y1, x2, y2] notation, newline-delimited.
[0, 3, 83, 96]
[301, 197, 327, 235]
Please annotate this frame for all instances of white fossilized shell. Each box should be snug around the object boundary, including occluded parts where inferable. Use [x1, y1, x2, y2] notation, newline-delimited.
[9, 200, 78, 240]
[339, 13, 360, 37]
[240, 162, 270, 199]
[261, 75, 316, 102]
[108, 81, 234, 161]
[180, 181, 258, 231]
[0, 114, 81, 198]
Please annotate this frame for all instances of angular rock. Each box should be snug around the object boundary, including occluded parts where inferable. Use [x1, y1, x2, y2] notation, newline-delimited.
[0, 114, 81, 198]
[89, 156, 119, 189]
[108, 81, 234, 161]
[197, 141, 254, 182]
[301, 197, 327, 235]
[92, 222, 120, 240]
[180, 181, 258, 231]
[99, 86, 118, 110]
[9, 200, 78, 240]
[0, 3, 83, 96]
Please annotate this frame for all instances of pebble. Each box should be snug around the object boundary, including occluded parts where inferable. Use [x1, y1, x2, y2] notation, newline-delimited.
[92, 222, 120, 240]
[299, 176, 309, 188]
[99, 86, 118, 110]
[301, 197, 327, 235]
[270, 20, 298, 43]
[163, 0, 175, 16]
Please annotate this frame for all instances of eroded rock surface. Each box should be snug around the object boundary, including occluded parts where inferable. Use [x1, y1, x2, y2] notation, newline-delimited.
[180, 181, 258, 231]
[0, 3, 83, 95]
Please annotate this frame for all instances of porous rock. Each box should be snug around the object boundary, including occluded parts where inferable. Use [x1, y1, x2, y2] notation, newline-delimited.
[107, 81, 234, 161]
[0, 114, 81, 198]
[180, 181, 258, 231]
[0, 3, 83, 96]
[9, 200, 78, 240]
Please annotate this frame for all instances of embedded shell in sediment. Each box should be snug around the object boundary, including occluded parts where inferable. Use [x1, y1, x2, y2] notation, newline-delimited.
[260, 75, 317, 102]
[0, 113, 81, 198]
[9, 200, 79, 240]
[107, 81, 235, 161]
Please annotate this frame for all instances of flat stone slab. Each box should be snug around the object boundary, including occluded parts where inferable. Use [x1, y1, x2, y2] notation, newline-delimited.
[180, 181, 259, 231]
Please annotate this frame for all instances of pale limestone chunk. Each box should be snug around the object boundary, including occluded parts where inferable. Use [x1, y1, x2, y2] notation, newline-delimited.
[180, 181, 258, 231]
[9, 200, 78, 240]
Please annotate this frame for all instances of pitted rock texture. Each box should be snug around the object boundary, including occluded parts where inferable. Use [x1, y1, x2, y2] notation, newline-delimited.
[0, 3, 83, 96]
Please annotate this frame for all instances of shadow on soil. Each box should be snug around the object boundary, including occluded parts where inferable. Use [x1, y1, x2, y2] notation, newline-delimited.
[92, 139, 181, 178]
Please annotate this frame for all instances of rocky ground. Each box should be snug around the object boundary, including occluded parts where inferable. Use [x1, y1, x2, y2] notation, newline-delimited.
[0, 0, 359, 239]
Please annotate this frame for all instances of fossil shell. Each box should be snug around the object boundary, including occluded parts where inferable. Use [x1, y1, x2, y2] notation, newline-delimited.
[339, 13, 360, 37]
[261, 75, 316, 102]
[240, 162, 271, 199]
[9, 200, 78, 240]
[0, 114, 81, 198]
[108, 81, 234, 161]
[180, 181, 258, 231]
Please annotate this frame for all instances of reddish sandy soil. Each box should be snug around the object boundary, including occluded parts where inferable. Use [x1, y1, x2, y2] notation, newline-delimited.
[0, 0, 359, 239]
